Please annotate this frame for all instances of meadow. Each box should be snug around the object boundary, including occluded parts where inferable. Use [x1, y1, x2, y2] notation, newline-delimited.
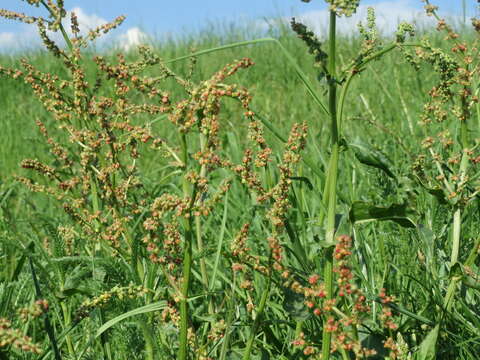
[1, 1, 480, 359]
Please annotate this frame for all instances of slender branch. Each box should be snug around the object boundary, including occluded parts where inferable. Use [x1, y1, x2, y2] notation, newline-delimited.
[321, 10, 338, 360]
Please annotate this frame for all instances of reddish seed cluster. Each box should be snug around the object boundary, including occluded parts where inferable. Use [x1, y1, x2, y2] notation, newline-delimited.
[289, 235, 403, 358]
[2, 0, 314, 357]
[408, 3, 480, 211]
[17, 300, 49, 321]
[379, 288, 398, 331]
[230, 121, 309, 301]
[230, 224, 262, 273]
[0, 318, 42, 354]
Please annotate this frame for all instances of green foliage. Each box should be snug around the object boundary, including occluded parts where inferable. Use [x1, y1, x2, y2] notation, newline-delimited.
[0, 1, 480, 359]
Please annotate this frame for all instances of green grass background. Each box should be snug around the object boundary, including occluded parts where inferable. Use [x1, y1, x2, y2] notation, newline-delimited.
[1, 19, 480, 359]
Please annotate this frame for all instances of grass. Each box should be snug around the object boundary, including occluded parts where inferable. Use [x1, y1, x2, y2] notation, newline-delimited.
[1, 1, 480, 359]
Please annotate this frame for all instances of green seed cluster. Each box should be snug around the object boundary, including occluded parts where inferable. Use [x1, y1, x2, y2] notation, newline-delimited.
[395, 22, 415, 43]
[325, 0, 360, 17]
[75, 285, 149, 320]
[291, 18, 328, 73]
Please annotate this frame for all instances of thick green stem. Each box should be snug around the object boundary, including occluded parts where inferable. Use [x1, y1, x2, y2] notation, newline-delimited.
[321, 246, 334, 358]
[40, 0, 74, 52]
[321, 11, 338, 360]
[325, 145, 339, 245]
[196, 133, 211, 304]
[450, 208, 461, 266]
[178, 223, 193, 360]
[443, 151, 469, 313]
[178, 133, 194, 360]
[60, 302, 75, 357]
[138, 319, 155, 360]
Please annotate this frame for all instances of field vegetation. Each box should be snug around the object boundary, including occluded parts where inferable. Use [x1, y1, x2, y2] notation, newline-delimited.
[1, 0, 480, 359]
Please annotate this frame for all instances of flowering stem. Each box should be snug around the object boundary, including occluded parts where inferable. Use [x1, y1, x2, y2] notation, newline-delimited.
[178, 133, 195, 360]
[444, 150, 469, 312]
[39, 0, 73, 52]
[321, 10, 338, 360]
[196, 133, 211, 307]
[178, 228, 193, 360]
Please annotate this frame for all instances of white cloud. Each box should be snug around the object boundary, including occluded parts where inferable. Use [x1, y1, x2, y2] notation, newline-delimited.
[290, 0, 459, 37]
[116, 27, 148, 51]
[40, 7, 110, 47]
[0, 32, 16, 48]
[0, 7, 146, 53]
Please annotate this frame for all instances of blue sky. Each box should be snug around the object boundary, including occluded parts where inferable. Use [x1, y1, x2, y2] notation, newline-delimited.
[0, 0, 476, 51]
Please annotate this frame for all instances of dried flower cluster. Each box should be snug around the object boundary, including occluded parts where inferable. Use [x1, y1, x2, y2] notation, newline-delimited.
[0, 318, 42, 354]
[5, 0, 472, 358]
[230, 122, 308, 274]
[1, 2, 311, 357]
[17, 300, 49, 321]
[409, 5, 480, 207]
[288, 235, 400, 359]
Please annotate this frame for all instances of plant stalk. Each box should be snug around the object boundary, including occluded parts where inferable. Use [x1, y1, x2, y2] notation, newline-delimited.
[196, 133, 211, 307]
[443, 150, 469, 312]
[450, 207, 461, 267]
[138, 319, 155, 360]
[321, 10, 338, 360]
[178, 133, 194, 360]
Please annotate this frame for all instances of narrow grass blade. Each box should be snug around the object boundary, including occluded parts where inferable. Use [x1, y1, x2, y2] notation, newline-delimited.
[29, 257, 62, 360]
[95, 301, 167, 338]
[416, 324, 439, 360]
[209, 192, 229, 292]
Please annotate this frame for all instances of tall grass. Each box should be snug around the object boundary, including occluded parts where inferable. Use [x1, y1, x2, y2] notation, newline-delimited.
[1, 1, 480, 359]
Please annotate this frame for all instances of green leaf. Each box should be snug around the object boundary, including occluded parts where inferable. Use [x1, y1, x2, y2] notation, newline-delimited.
[349, 140, 396, 179]
[449, 262, 463, 278]
[379, 301, 434, 326]
[360, 333, 389, 359]
[415, 324, 439, 360]
[282, 287, 310, 321]
[350, 201, 416, 228]
[413, 175, 448, 204]
[462, 274, 480, 290]
[446, 263, 480, 290]
[56, 265, 94, 299]
[95, 301, 167, 338]
[11, 241, 34, 281]
[289, 176, 314, 190]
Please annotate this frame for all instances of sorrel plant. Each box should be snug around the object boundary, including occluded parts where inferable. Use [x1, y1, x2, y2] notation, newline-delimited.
[1, 0, 480, 359]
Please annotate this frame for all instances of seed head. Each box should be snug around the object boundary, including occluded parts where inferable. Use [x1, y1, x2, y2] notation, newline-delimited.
[325, 0, 360, 17]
